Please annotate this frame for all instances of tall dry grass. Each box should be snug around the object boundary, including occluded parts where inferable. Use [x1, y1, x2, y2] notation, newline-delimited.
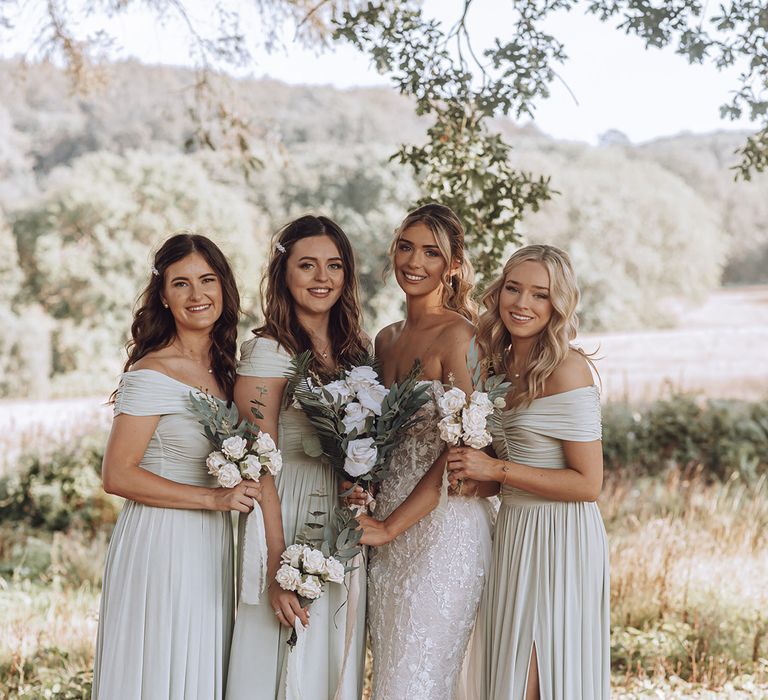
[605, 468, 768, 694]
[1, 446, 767, 696]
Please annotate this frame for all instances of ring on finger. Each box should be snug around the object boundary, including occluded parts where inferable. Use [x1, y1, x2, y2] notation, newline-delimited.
[274, 609, 283, 616]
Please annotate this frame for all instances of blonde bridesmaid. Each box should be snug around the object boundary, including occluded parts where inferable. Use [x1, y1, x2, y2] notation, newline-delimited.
[447, 244, 610, 700]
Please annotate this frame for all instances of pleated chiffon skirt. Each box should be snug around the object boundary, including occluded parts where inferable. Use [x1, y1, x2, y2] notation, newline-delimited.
[93, 502, 234, 699]
[478, 497, 610, 700]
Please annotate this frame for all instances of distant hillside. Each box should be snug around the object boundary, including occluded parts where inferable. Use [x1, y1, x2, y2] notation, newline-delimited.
[1, 59, 766, 398]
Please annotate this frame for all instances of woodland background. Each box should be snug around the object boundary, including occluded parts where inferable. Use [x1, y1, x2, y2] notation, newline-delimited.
[1, 2, 768, 696]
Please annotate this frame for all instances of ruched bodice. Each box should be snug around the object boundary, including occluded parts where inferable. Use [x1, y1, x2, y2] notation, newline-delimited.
[114, 369, 219, 487]
[492, 385, 601, 506]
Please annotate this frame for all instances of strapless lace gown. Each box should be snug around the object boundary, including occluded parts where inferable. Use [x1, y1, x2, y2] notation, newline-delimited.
[367, 381, 494, 700]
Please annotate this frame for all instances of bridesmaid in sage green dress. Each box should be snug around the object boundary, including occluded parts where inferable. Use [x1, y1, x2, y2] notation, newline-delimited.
[447, 244, 610, 700]
[94, 233, 261, 699]
[226, 216, 368, 700]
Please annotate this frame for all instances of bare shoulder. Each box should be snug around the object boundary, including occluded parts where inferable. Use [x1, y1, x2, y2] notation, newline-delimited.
[130, 349, 174, 373]
[545, 349, 595, 396]
[375, 321, 404, 354]
[436, 312, 475, 348]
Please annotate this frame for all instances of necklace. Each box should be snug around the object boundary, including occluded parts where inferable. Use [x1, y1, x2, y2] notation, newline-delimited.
[173, 341, 213, 373]
[312, 338, 331, 360]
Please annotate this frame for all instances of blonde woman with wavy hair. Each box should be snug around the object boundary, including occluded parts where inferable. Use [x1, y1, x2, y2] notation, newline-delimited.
[448, 244, 609, 700]
[355, 203, 494, 699]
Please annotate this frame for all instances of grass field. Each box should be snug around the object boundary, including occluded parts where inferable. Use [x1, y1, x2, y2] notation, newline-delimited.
[1, 285, 766, 698]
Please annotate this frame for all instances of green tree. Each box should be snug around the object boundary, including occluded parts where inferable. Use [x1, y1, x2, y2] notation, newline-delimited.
[516, 143, 725, 330]
[4, 1, 766, 280]
[12, 150, 267, 394]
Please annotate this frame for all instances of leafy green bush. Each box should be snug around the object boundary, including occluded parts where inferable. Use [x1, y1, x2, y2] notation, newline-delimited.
[0, 433, 119, 532]
[602, 395, 768, 480]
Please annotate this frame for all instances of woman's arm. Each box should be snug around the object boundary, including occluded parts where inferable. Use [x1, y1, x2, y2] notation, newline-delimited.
[446, 439, 603, 502]
[102, 414, 258, 512]
[234, 374, 309, 627]
[357, 320, 476, 546]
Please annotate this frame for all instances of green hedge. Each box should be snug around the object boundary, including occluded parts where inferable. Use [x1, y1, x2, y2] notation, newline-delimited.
[602, 395, 768, 481]
[0, 432, 119, 532]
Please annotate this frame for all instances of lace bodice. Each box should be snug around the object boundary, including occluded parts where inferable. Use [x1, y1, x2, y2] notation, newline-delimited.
[367, 381, 493, 700]
[375, 380, 445, 519]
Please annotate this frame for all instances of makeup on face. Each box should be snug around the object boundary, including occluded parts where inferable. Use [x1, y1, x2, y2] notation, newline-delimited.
[499, 260, 553, 339]
[163, 252, 223, 330]
[394, 222, 449, 295]
[285, 235, 345, 315]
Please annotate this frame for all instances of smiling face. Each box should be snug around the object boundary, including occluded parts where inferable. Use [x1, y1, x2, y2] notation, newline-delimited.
[393, 222, 453, 297]
[498, 260, 554, 340]
[284, 234, 344, 316]
[161, 251, 223, 332]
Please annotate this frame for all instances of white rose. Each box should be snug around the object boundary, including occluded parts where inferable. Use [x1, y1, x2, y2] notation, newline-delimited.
[438, 416, 462, 446]
[205, 451, 228, 476]
[222, 435, 247, 460]
[324, 556, 345, 584]
[437, 387, 467, 417]
[264, 450, 282, 475]
[342, 402, 373, 435]
[217, 462, 242, 488]
[356, 382, 388, 416]
[461, 404, 488, 435]
[469, 391, 494, 416]
[344, 437, 378, 477]
[345, 365, 379, 393]
[255, 431, 277, 454]
[241, 453, 262, 480]
[297, 574, 323, 600]
[302, 546, 328, 575]
[323, 379, 353, 405]
[281, 544, 304, 568]
[463, 429, 492, 450]
[275, 564, 301, 591]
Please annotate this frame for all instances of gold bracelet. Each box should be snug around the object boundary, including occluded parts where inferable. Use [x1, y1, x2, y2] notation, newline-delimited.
[500, 461, 511, 486]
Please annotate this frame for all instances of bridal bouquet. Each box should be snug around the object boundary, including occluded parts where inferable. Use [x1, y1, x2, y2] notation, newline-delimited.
[286, 351, 431, 492]
[276, 505, 361, 648]
[189, 391, 282, 604]
[436, 353, 512, 450]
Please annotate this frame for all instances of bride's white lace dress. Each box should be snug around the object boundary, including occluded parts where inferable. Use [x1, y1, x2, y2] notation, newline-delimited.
[367, 381, 494, 700]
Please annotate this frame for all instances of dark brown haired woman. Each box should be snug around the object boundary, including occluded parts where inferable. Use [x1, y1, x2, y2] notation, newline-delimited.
[93, 232, 260, 700]
[226, 215, 368, 700]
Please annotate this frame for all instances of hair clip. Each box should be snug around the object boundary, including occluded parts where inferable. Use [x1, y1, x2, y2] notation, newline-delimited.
[151, 265, 160, 277]
[275, 242, 286, 254]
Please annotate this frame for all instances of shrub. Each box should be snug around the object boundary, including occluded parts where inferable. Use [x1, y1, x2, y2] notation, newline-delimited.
[0, 432, 119, 533]
[602, 396, 768, 481]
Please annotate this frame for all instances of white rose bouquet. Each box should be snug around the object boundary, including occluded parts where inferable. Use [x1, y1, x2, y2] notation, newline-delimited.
[189, 391, 283, 605]
[277, 505, 362, 649]
[285, 351, 431, 493]
[434, 352, 512, 498]
[189, 392, 283, 487]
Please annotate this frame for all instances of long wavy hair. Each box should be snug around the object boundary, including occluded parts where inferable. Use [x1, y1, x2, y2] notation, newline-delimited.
[253, 215, 367, 375]
[385, 203, 478, 323]
[477, 244, 590, 409]
[122, 231, 241, 400]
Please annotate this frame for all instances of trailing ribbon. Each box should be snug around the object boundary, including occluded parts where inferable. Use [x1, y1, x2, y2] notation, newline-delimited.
[332, 550, 363, 700]
[285, 617, 308, 700]
[239, 502, 268, 605]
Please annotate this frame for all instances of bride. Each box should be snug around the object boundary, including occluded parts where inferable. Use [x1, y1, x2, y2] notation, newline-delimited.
[356, 203, 495, 699]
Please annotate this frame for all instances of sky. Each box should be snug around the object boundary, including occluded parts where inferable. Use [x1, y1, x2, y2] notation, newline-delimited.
[1, 0, 758, 145]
